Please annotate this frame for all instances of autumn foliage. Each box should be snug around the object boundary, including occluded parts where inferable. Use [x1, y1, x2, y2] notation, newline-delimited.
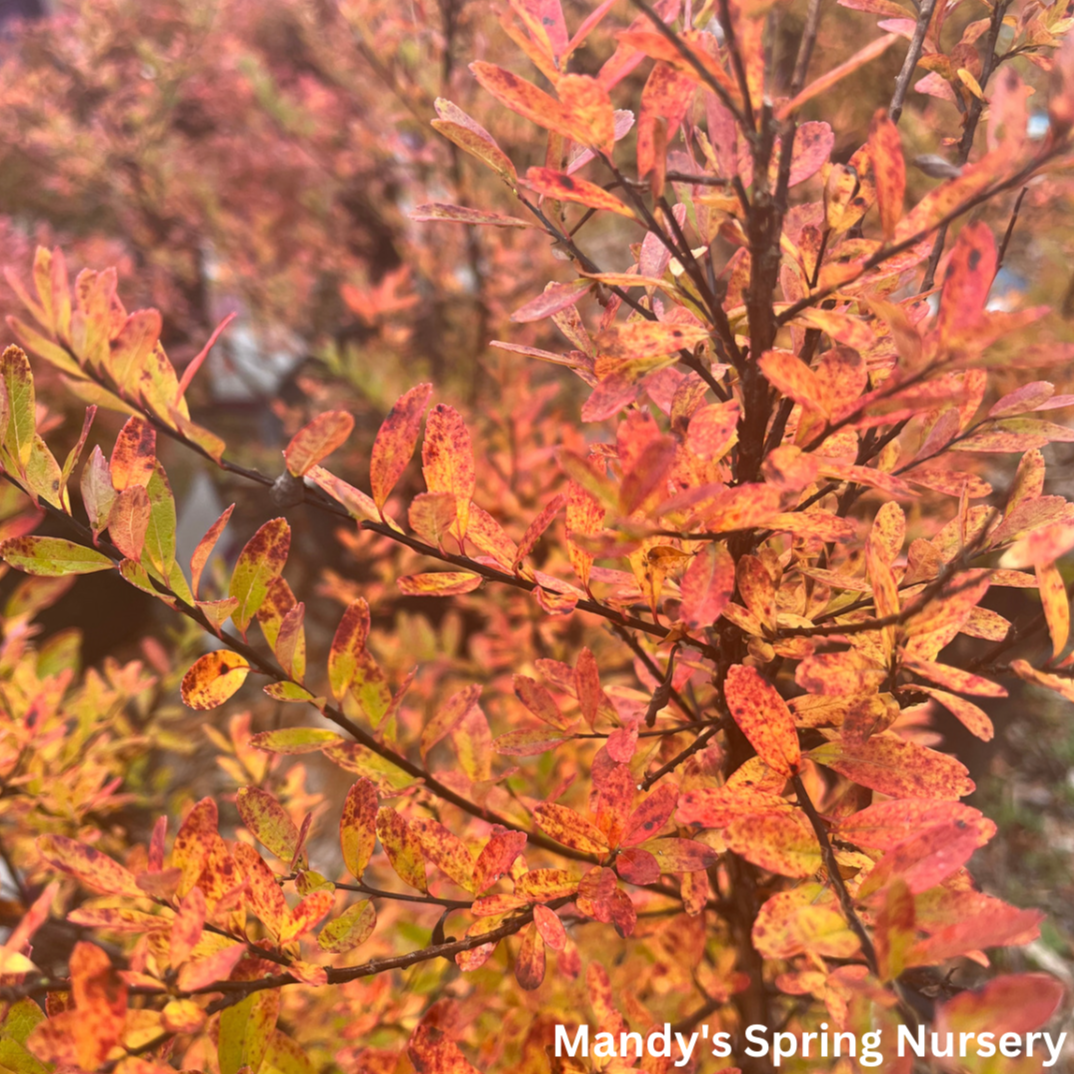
[1, 0, 1074, 1071]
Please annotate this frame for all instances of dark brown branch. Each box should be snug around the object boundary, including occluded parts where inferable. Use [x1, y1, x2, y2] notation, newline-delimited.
[627, 0, 748, 128]
[640, 719, 729, 791]
[995, 186, 1029, 277]
[792, 774, 878, 976]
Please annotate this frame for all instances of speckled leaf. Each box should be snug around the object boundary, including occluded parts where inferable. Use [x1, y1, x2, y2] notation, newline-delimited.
[237, 786, 301, 865]
[228, 517, 290, 635]
[180, 650, 250, 710]
[317, 899, 376, 953]
[725, 665, 801, 776]
[284, 410, 354, 476]
[375, 807, 428, 892]
[340, 779, 378, 880]
[0, 536, 113, 577]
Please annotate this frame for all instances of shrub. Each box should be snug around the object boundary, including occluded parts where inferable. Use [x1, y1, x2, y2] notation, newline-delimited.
[0, 0, 1073, 1072]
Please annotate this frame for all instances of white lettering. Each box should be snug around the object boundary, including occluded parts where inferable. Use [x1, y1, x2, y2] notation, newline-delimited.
[898, 1024, 927, 1058]
[745, 1025, 769, 1058]
[555, 1026, 587, 1058]
[1044, 1033, 1068, 1068]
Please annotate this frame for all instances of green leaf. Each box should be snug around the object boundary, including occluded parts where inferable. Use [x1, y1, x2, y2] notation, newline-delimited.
[143, 461, 177, 576]
[317, 899, 376, 953]
[237, 786, 302, 866]
[1, 346, 35, 469]
[0, 536, 113, 577]
[250, 727, 344, 754]
[219, 990, 279, 1074]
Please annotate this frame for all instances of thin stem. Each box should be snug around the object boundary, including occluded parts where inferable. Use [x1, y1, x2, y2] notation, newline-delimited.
[792, 774, 878, 976]
[888, 0, 938, 124]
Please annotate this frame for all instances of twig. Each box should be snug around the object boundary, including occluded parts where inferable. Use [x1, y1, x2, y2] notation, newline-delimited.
[778, 144, 1059, 325]
[792, 774, 878, 976]
[920, 0, 1013, 290]
[640, 719, 728, 791]
[888, 0, 938, 124]
[626, 0, 748, 128]
[995, 186, 1029, 277]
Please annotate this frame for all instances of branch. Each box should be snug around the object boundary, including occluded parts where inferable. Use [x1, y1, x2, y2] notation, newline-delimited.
[791, 774, 878, 976]
[0, 475, 601, 866]
[888, 0, 938, 124]
[995, 186, 1029, 277]
[920, 0, 1014, 290]
[776, 144, 1061, 326]
[640, 719, 729, 791]
[627, 0, 748, 128]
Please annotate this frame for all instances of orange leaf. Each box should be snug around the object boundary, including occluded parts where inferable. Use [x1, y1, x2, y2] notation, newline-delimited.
[284, 410, 354, 477]
[725, 813, 821, 877]
[370, 384, 434, 512]
[936, 221, 997, 347]
[397, 571, 483, 596]
[724, 665, 801, 776]
[279, 889, 334, 943]
[109, 416, 156, 491]
[1037, 559, 1070, 658]
[525, 167, 636, 219]
[533, 802, 609, 855]
[858, 820, 982, 898]
[232, 842, 288, 939]
[422, 404, 475, 539]
[38, 834, 144, 897]
[556, 74, 616, 153]
[328, 598, 371, 701]
[597, 321, 710, 368]
[473, 829, 527, 892]
[836, 799, 995, 851]
[514, 674, 572, 730]
[190, 502, 234, 599]
[411, 816, 477, 892]
[918, 685, 995, 742]
[180, 650, 250, 710]
[515, 923, 546, 990]
[758, 349, 826, 414]
[409, 1024, 482, 1074]
[470, 63, 611, 150]
[168, 886, 206, 968]
[868, 109, 905, 240]
[432, 99, 518, 188]
[69, 942, 127, 1069]
[809, 735, 974, 799]
[908, 905, 1043, 965]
